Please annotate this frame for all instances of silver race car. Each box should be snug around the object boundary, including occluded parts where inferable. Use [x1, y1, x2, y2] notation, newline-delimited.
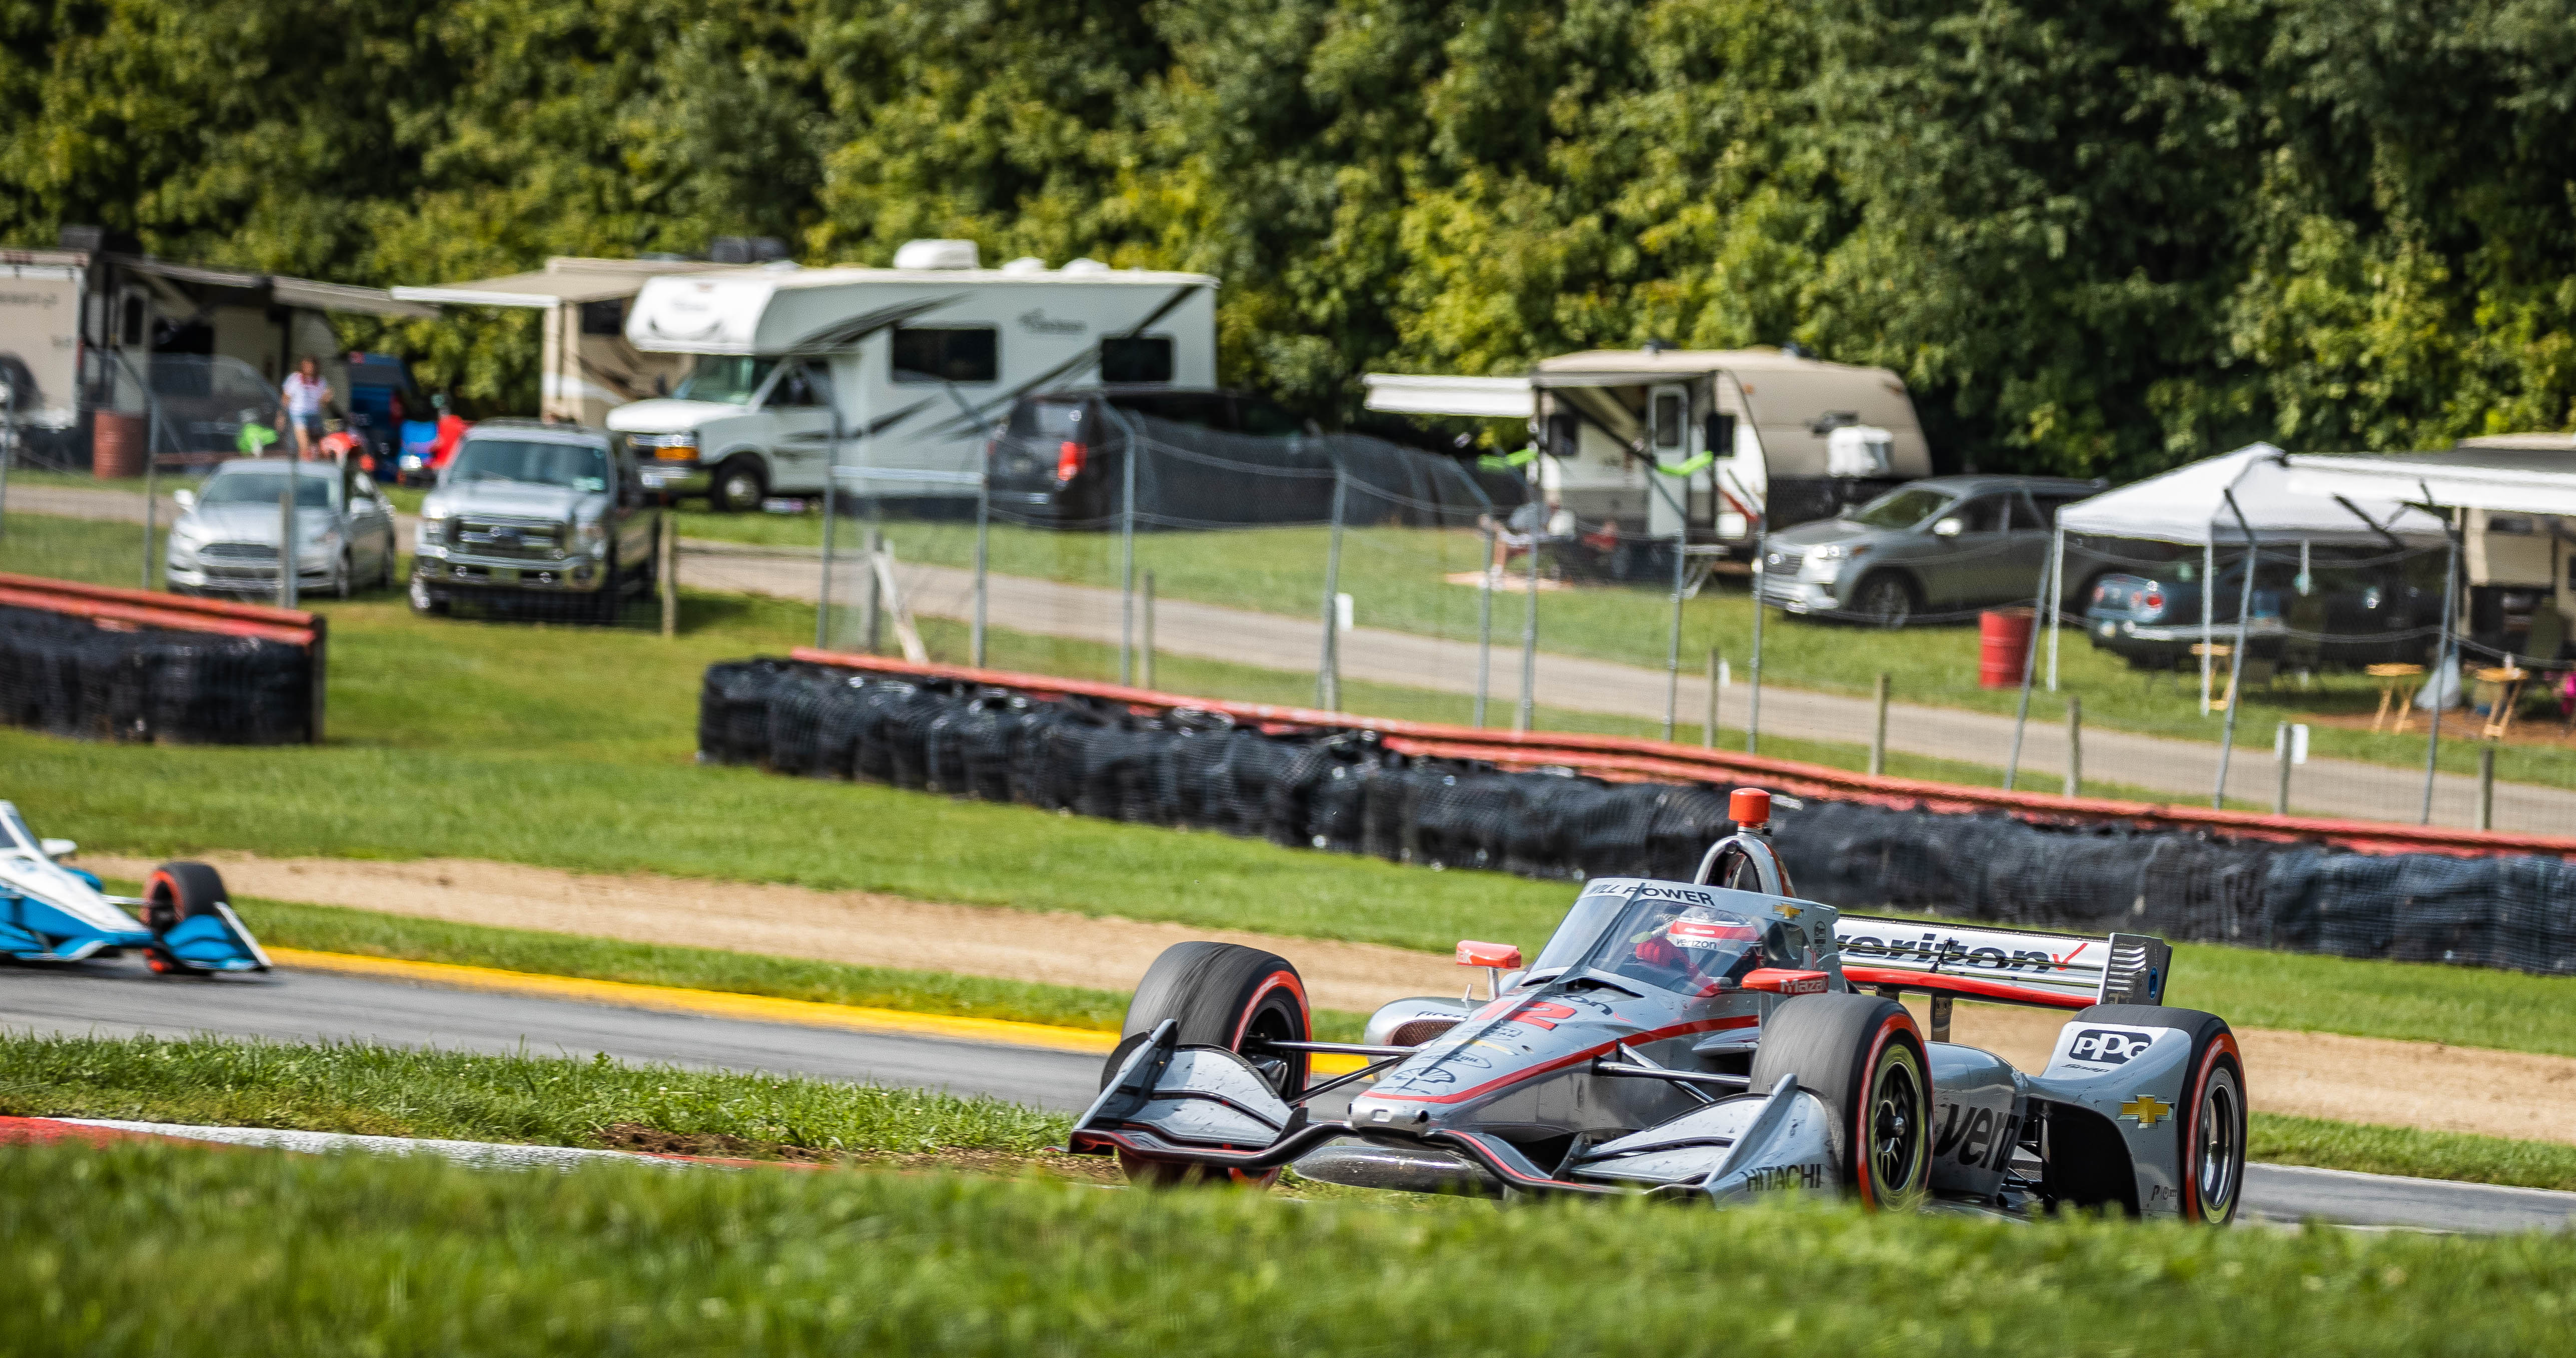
[1071, 789, 2246, 1221]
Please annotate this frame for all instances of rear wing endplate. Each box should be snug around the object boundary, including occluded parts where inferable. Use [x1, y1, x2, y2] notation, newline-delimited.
[1833, 917, 2168, 1010]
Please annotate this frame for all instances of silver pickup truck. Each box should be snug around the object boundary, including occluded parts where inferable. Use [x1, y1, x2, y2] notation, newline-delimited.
[409, 420, 661, 623]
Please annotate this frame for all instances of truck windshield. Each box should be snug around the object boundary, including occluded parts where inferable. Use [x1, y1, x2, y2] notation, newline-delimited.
[675, 356, 777, 405]
[199, 468, 336, 508]
[1845, 485, 1953, 530]
[449, 439, 610, 492]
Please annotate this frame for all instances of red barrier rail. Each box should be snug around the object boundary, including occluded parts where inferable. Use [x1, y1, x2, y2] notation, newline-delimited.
[1, 572, 327, 742]
[792, 647, 2576, 860]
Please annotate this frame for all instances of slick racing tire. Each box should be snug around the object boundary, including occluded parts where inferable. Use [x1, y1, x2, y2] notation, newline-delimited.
[2072, 1004, 2245, 1224]
[1749, 994, 1931, 1209]
[139, 862, 231, 976]
[1104, 941, 1312, 1189]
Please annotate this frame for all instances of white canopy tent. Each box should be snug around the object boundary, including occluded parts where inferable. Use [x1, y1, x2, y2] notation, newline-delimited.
[2284, 446, 2576, 515]
[2044, 442, 2447, 702]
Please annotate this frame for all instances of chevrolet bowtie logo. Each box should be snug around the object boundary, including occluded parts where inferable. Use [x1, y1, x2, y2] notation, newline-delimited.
[2121, 1095, 2172, 1128]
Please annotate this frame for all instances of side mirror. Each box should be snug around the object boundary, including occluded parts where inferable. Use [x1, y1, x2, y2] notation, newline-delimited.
[39, 838, 75, 860]
[1457, 940, 1523, 1000]
[1932, 517, 1963, 538]
[173, 488, 197, 512]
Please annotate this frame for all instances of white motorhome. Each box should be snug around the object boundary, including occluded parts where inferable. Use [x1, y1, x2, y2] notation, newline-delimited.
[1363, 347, 1931, 553]
[606, 242, 1217, 509]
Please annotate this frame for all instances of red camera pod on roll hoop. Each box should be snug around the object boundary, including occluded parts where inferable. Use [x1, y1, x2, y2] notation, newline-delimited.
[1728, 787, 1771, 830]
[1456, 941, 1523, 970]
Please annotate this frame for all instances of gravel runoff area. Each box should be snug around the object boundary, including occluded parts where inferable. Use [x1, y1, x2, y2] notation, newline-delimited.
[80, 851, 2576, 1148]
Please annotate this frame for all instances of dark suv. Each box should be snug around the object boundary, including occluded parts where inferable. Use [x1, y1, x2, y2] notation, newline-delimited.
[987, 387, 1324, 527]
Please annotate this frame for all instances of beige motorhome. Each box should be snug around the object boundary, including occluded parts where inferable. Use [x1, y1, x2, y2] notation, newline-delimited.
[1363, 347, 1932, 553]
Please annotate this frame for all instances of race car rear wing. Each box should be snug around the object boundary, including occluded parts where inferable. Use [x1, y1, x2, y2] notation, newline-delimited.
[1833, 917, 2168, 1010]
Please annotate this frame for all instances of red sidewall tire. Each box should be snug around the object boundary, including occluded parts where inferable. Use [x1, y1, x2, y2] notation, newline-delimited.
[2181, 1034, 2246, 1225]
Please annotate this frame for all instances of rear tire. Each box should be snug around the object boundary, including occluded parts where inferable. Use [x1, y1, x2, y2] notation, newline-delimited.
[2074, 1004, 2245, 1224]
[1748, 993, 1931, 1208]
[140, 862, 230, 976]
[1106, 941, 1311, 1189]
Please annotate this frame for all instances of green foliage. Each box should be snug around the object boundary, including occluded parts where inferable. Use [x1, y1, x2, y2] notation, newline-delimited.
[8, 2, 2571, 464]
[0, 1032, 1065, 1151]
[13, 1135, 2576, 1355]
[2251, 1112, 2576, 1194]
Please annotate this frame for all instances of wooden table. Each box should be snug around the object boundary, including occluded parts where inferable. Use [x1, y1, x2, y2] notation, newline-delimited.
[2368, 663, 2426, 734]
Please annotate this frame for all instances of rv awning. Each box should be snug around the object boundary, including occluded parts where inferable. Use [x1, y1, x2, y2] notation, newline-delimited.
[394, 258, 730, 310]
[2286, 448, 2576, 516]
[268, 276, 439, 320]
[2057, 443, 2447, 547]
[1360, 374, 1534, 419]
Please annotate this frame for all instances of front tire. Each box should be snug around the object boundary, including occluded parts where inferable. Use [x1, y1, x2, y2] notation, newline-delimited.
[2076, 1004, 2245, 1224]
[1749, 993, 1931, 1208]
[1851, 572, 1916, 629]
[1105, 941, 1312, 1188]
[709, 457, 765, 514]
[409, 578, 448, 616]
[140, 862, 231, 976]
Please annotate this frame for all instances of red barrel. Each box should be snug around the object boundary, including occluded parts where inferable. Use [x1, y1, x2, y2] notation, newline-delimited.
[1979, 607, 2036, 689]
[92, 411, 146, 478]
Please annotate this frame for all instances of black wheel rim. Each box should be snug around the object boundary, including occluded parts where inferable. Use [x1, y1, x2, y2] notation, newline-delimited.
[1239, 1000, 1305, 1099]
[2197, 1067, 2242, 1216]
[1869, 1052, 1924, 1193]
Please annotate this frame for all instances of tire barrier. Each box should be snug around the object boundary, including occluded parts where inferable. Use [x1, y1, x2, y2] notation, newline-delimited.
[704, 653, 2576, 976]
[0, 574, 324, 744]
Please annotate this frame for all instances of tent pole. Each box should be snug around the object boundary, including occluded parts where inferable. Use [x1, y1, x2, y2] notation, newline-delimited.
[2423, 501, 2460, 825]
[2046, 524, 2065, 692]
[2214, 492, 2258, 808]
[2199, 540, 2215, 715]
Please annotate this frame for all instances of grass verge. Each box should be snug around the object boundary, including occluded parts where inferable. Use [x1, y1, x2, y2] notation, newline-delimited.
[0, 1032, 1063, 1157]
[223, 894, 1369, 1042]
[11, 1136, 2576, 1356]
[2252, 1113, 2576, 1194]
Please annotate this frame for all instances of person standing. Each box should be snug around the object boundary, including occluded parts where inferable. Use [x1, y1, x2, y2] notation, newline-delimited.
[279, 355, 332, 459]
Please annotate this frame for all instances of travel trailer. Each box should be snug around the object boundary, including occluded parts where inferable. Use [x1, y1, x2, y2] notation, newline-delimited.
[1363, 347, 1932, 555]
[603, 242, 1216, 509]
[392, 255, 732, 426]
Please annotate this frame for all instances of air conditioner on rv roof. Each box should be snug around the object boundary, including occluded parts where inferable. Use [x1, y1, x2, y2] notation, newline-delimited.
[893, 239, 980, 270]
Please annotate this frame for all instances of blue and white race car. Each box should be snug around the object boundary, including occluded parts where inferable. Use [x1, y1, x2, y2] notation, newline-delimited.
[0, 802, 270, 975]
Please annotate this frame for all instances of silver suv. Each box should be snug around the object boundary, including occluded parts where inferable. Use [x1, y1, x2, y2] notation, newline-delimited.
[1756, 474, 2100, 627]
[410, 421, 660, 622]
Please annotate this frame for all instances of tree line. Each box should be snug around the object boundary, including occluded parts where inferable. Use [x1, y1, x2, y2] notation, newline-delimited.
[6, 0, 2572, 478]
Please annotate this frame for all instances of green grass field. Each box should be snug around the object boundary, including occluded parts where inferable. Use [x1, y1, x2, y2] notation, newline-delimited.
[11, 1128, 2576, 1356]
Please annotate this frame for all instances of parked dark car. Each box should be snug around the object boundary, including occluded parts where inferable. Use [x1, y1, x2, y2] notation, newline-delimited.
[2083, 549, 2442, 669]
[1756, 474, 2101, 626]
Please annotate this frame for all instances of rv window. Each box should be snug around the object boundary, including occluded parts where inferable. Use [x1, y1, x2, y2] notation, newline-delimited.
[675, 356, 776, 406]
[1100, 335, 1174, 384]
[773, 362, 831, 409]
[892, 327, 999, 384]
[1650, 391, 1686, 450]
[579, 299, 627, 337]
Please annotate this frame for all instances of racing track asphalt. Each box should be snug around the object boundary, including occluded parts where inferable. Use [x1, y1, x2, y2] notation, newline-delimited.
[9, 957, 2576, 1232]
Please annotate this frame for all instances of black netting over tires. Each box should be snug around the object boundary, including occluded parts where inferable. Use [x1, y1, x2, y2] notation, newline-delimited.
[704, 657, 2576, 976]
[0, 604, 312, 744]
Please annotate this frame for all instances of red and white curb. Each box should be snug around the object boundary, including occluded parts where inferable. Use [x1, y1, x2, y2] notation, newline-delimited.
[0, 1116, 784, 1171]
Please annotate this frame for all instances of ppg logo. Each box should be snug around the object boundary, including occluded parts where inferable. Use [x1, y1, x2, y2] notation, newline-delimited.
[2068, 1028, 2156, 1065]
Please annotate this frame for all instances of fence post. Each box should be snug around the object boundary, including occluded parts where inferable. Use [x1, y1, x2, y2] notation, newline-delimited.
[2066, 697, 2083, 797]
[1871, 672, 1890, 776]
[2274, 721, 2292, 815]
[1704, 648, 1721, 749]
[1319, 470, 1347, 710]
[2212, 496, 2258, 809]
[658, 514, 677, 638]
[1654, 475, 1687, 742]
[2477, 745, 2495, 831]
[141, 397, 162, 590]
[0, 375, 15, 540]
[278, 455, 299, 609]
[1142, 569, 1157, 690]
[973, 438, 991, 668]
[1518, 463, 1540, 733]
[1745, 523, 1765, 754]
[861, 524, 884, 654]
[1119, 419, 1138, 685]
[1474, 523, 1495, 727]
[2005, 540, 2057, 791]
